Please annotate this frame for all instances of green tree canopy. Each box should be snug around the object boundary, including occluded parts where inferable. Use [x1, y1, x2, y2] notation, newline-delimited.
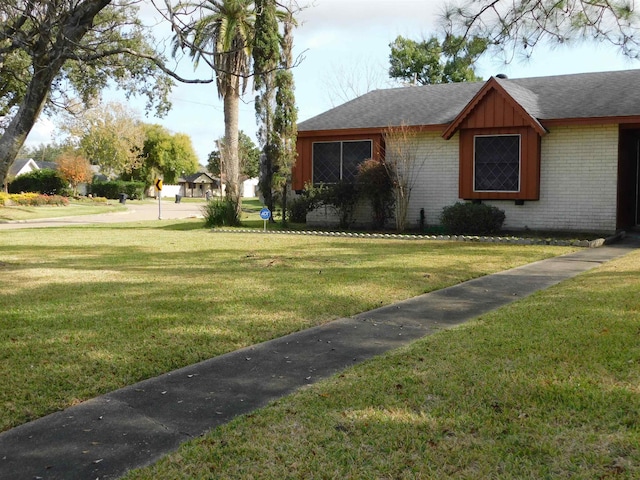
[207, 131, 260, 179]
[389, 34, 487, 85]
[61, 102, 145, 178]
[0, 0, 178, 187]
[132, 125, 200, 185]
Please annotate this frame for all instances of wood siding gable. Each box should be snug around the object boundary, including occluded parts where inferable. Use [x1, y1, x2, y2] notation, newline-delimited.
[442, 77, 547, 140]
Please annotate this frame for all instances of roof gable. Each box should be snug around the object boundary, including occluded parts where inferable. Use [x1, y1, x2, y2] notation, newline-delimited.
[8, 158, 38, 178]
[181, 172, 218, 184]
[442, 77, 547, 139]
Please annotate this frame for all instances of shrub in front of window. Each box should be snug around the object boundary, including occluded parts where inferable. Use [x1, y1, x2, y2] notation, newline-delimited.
[355, 158, 395, 230]
[287, 183, 327, 224]
[316, 181, 358, 229]
[440, 202, 506, 235]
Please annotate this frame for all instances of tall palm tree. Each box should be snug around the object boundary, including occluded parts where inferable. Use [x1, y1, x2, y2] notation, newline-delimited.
[174, 0, 254, 216]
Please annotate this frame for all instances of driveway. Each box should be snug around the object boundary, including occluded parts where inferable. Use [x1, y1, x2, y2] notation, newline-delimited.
[0, 200, 205, 230]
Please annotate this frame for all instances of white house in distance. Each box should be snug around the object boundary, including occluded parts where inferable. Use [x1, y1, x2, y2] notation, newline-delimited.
[293, 69, 640, 234]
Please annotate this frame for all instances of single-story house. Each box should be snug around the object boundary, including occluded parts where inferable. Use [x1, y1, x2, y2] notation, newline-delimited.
[7, 158, 39, 178]
[179, 172, 220, 198]
[4, 158, 40, 192]
[293, 69, 640, 234]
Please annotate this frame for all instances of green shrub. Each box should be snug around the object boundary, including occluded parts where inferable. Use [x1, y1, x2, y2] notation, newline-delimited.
[287, 183, 326, 224]
[314, 181, 358, 229]
[90, 180, 145, 200]
[8, 169, 68, 195]
[440, 202, 506, 235]
[202, 198, 240, 227]
[355, 159, 394, 229]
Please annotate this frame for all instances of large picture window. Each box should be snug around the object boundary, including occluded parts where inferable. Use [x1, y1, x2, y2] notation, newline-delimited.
[474, 135, 520, 192]
[313, 140, 372, 185]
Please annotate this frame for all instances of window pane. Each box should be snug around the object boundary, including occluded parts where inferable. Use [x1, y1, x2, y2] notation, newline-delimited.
[313, 142, 341, 184]
[342, 141, 372, 182]
[474, 135, 520, 191]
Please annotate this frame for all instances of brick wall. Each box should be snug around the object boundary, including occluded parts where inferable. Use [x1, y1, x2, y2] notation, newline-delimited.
[307, 125, 620, 233]
[484, 124, 619, 233]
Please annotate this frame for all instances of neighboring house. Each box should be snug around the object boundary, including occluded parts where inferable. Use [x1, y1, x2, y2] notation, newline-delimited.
[8, 158, 39, 178]
[179, 172, 221, 198]
[293, 69, 640, 234]
[34, 160, 58, 171]
[4, 158, 39, 192]
[242, 177, 259, 198]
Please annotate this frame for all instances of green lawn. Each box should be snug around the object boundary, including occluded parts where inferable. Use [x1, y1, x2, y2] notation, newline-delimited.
[124, 243, 640, 480]
[0, 221, 572, 432]
[0, 201, 126, 221]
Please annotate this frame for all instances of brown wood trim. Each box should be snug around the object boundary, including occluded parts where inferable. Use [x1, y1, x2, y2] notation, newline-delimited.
[459, 126, 541, 200]
[297, 124, 447, 139]
[443, 77, 546, 140]
[292, 133, 384, 190]
[542, 116, 640, 128]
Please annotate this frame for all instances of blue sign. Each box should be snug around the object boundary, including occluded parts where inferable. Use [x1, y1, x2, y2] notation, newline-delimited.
[259, 207, 271, 220]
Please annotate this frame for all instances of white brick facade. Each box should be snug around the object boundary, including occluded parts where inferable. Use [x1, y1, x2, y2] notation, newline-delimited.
[307, 125, 620, 233]
[482, 125, 619, 233]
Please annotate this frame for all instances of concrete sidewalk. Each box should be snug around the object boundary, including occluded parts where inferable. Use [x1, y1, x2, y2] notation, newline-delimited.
[0, 236, 638, 480]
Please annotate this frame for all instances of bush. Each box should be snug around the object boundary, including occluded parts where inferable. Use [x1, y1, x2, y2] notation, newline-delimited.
[202, 198, 240, 227]
[90, 180, 145, 200]
[316, 181, 358, 229]
[0, 192, 69, 206]
[440, 202, 506, 235]
[8, 169, 68, 195]
[287, 183, 326, 224]
[356, 159, 394, 229]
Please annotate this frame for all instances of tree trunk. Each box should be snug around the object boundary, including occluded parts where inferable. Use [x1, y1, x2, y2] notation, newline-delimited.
[223, 76, 242, 218]
[0, 69, 56, 187]
[0, 0, 112, 187]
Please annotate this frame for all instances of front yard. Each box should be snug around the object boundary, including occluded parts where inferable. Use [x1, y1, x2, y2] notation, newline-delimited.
[0, 221, 571, 432]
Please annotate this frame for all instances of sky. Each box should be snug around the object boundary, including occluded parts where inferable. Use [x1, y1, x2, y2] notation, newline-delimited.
[25, 0, 640, 165]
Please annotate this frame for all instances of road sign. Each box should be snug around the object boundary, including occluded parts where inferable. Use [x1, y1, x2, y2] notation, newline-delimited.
[259, 207, 271, 220]
[155, 178, 163, 191]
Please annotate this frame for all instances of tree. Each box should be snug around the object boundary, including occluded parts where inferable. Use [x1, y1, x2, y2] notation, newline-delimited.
[172, 0, 255, 219]
[207, 131, 260, 178]
[0, 0, 177, 188]
[273, 5, 298, 226]
[253, 0, 281, 215]
[56, 152, 93, 195]
[442, 0, 640, 61]
[321, 56, 390, 106]
[389, 34, 487, 85]
[61, 102, 145, 178]
[18, 142, 67, 163]
[383, 123, 428, 232]
[132, 125, 199, 185]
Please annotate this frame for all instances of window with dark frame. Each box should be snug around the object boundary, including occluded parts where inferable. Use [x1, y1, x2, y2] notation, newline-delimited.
[474, 135, 521, 192]
[312, 140, 372, 185]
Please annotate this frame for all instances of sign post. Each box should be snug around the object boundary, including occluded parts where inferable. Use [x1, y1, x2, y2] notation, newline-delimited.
[259, 207, 271, 232]
[155, 179, 163, 220]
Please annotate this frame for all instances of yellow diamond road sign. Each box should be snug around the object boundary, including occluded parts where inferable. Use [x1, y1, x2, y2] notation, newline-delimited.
[155, 179, 163, 191]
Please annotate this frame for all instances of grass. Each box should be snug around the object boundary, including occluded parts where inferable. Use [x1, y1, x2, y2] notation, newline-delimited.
[123, 245, 640, 480]
[0, 220, 573, 432]
[0, 201, 126, 221]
